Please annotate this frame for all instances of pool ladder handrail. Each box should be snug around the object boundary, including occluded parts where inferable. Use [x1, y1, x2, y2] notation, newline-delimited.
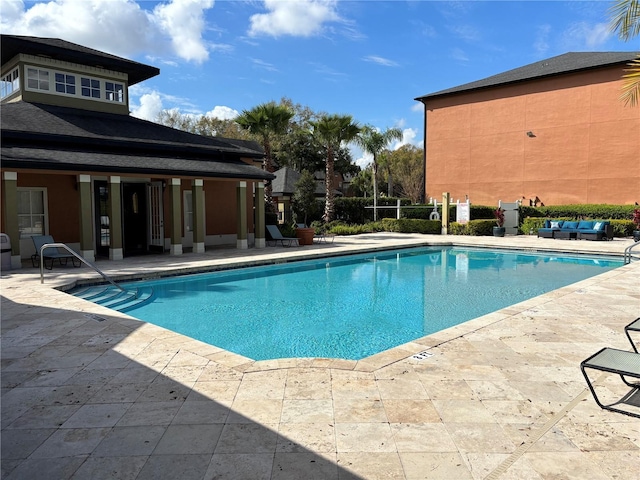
[623, 239, 640, 264]
[39, 242, 129, 295]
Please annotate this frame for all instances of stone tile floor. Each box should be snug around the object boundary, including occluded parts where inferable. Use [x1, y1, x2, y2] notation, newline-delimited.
[1, 233, 639, 479]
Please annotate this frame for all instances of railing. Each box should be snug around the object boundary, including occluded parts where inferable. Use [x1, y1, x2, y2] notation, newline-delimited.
[39, 243, 127, 294]
[623, 239, 640, 264]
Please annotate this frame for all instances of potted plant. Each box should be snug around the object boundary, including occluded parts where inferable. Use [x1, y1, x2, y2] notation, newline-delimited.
[633, 208, 640, 242]
[493, 207, 506, 237]
[292, 170, 318, 245]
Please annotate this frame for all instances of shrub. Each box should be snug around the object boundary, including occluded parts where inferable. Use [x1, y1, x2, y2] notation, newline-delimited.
[449, 220, 495, 236]
[381, 218, 441, 234]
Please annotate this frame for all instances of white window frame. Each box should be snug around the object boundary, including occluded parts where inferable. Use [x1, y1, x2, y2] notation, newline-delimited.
[1, 67, 20, 100]
[17, 187, 49, 239]
[183, 190, 205, 236]
[26, 67, 50, 92]
[24, 64, 126, 104]
[54, 72, 76, 96]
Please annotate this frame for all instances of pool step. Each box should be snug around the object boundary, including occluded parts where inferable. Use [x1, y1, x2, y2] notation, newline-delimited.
[72, 285, 154, 312]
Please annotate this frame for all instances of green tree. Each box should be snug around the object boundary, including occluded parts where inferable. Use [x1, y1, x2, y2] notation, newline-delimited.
[351, 166, 381, 197]
[310, 114, 361, 222]
[388, 144, 424, 203]
[292, 170, 319, 225]
[235, 102, 294, 208]
[609, 0, 640, 106]
[355, 126, 403, 220]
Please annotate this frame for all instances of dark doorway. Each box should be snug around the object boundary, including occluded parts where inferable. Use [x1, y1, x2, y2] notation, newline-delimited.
[122, 183, 148, 256]
[94, 180, 110, 258]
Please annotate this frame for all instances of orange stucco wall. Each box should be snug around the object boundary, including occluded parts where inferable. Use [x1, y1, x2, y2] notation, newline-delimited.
[424, 66, 640, 206]
[17, 172, 80, 242]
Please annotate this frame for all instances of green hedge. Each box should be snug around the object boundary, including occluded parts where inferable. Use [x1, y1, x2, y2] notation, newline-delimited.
[381, 218, 441, 234]
[534, 204, 635, 220]
[449, 220, 495, 236]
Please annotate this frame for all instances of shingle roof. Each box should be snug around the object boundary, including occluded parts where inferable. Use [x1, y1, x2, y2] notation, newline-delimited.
[1, 102, 273, 181]
[1, 34, 159, 85]
[271, 167, 301, 195]
[415, 52, 638, 102]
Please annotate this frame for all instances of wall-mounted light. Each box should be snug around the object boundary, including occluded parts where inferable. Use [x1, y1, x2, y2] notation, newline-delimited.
[526, 131, 536, 138]
[162, 181, 167, 190]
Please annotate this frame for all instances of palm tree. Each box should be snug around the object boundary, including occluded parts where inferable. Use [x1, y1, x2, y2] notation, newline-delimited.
[235, 102, 294, 208]
[310, 114, 361, 222]
[356, 126, 403, 221]
[609, 0, 640, 106]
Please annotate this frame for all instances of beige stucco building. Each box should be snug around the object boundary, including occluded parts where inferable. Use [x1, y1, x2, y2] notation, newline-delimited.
[416, 52, 640, 207]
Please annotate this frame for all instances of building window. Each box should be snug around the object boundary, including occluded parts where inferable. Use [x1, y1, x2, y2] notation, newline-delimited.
[184, 191, 193, 233]
[1, 68, 20, 100]
[17, 188, 47, 238]
[55, 73, 76, 95]
[81, 77, 100, 98]
[105, 81, 124, 103]
[27, 68, 49, 91]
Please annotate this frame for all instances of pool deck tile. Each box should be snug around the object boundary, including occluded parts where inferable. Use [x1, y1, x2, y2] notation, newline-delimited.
[2, 233, 640, 479]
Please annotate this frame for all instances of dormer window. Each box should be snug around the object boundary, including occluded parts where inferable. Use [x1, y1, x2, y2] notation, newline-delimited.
[81, 77, 100, 98]
[1, 68, 20, 99]
[55, 73, 76, 95]
[105, 81, 124, 103]
[27, 67, 49, 91]
[22, 64, 127, 105]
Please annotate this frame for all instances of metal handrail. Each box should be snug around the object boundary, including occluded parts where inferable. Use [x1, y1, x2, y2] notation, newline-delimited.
[39, 243, 126, 293]
[623, 239, 640, 264]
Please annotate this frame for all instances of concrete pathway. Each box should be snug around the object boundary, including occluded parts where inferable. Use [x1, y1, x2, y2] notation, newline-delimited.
[2, 234, 639, 479]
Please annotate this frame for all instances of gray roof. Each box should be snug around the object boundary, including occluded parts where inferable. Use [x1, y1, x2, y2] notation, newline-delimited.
[1, 102, 272, 181]
[271, 167, 301, 195]
[1, 34, 159, 85]
[416, 52, 638, 102]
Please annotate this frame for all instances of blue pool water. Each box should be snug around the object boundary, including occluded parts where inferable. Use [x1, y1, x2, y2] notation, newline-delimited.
[90, 247, 622, 361]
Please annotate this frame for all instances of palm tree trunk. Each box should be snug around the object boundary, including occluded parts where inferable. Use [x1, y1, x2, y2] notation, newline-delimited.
[324, 147, 335, 222]
[372, 158, 378, 222]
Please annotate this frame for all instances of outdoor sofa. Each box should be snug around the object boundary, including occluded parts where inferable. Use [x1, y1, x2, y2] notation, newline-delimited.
[537, 220, 613, 241]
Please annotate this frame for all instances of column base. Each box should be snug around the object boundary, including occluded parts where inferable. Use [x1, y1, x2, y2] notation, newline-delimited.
[193, 242, 205, 254]
[254, 238, 266, 249]
[170, 244, 183, 255]
[80, 250, 95, 263]
[109, 248, 123, 261]
[236, 239, 248, 250]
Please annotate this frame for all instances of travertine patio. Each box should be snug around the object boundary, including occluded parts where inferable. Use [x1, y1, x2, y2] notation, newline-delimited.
[2, 233, 639, 479]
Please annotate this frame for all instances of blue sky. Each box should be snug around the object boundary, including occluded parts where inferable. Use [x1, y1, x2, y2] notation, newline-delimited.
[2, 0, 637, 166]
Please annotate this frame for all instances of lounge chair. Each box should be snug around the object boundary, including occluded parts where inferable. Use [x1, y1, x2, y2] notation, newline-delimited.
[581, 347, 640, 418]
[266, 225, 299, 247]
[31, 235, 81, 269]
[625, 317, 640, 353]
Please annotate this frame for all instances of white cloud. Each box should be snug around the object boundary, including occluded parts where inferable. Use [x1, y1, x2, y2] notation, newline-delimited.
[1, 0, 214, 63]
[363, 55, 399, 67]
[411, 103, 423, 113]
[534, 24, 551, 57]
[563, 21, 611, 49]
[206, 106, 239, 120]
[451, 47, 469, 63]
[152, 0, 214, 63]
[395, 128, 421, 149]
[248, 0, 340, 37]
[251, 58, 278, 72]
[131, 91, 164, 121]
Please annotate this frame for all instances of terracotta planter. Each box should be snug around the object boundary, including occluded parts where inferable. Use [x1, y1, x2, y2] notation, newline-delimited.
[295, 227, 315, 246]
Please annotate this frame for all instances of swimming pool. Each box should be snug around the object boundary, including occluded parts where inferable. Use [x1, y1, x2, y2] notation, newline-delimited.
[77, 247, 622, 361]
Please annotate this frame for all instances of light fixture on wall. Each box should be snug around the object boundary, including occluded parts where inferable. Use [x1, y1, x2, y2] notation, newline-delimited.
[526, 131, 536, 138]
